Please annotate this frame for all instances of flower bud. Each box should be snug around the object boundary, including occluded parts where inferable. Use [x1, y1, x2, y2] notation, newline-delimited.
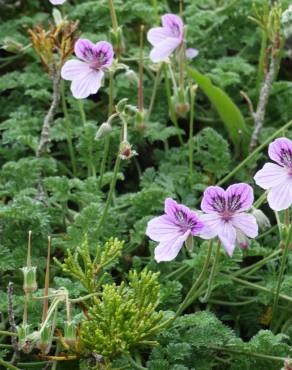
[173, 87, 190, 118]
[236, 230, 250, 250]
[185, 234, 193, 252]
[21, 266, 37, 294]
[64, 320, 77, 347]
[252, 208, 271, 231]
[95, 122, 112, 140]
[282, 5, 292, 39]
[17, 324, 33, 353]
[2, 37, 23, 53]
[109, 27, 124, 55]
[119, 140, 137, 160]
[135, 110, 147, 132]
[125, 69, 139, 85]
[283, 359, 292, 370]
[36, 324, 53, 354]
[52, 8, 63, 26]
[115, 98, 128, 114]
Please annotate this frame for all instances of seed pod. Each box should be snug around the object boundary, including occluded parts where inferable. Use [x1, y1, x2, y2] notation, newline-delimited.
[17, 324, 33, 353]
[21, 266, 37, 294]
[119, 140, 137, 160]
[64, 320, 77, 347]
[36, 324, 53, 354]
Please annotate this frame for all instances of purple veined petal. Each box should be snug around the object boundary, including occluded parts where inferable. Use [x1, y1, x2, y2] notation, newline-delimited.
[150, 37, 181, 63]
[186, 48, 199, 60]
[161, 13, 184, 40]
[254, 162, 290, 190]
[94, 41, 114, 68]
[225, 183, 254, 213]
[268, 137, 292, 167]
[267, 179, 292, 211]
[50, 0, 66, 4]
[232, 213, 258, 238]
[164, 198, 178, 220]
[199, 213, 222, 239]
[147, 27, 172, 46]
[74, 39, 97, 62]
[217, 222, 237, 257]
[201, 186, 226, 214]
[70, 70, 104, 99]
[154, 230, 190, 262]
[146, 214, 183, 243]
[61, 59, 90, 81]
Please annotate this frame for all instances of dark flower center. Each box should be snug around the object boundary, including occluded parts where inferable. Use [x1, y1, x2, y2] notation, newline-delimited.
[212, 194, 242, 219]
[175, 210, 197, 229]
[280, 148, 292, 169]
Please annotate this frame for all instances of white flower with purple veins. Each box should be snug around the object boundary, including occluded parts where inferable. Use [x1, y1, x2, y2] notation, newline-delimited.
[200, 184, 258, 257]
[50, 0, 66, 4]
[61, 39, 114, 99]
[147, 14, 184, 63]
[254, 138, 292, 211]
[146, 198, 204, 263]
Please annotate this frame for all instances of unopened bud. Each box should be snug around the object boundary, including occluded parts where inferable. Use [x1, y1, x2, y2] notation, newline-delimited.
[52, 8, 63, 26]
[125, 69, 139, 85]
[21, 266, 37, 294]
[135, 110, 147, 132]
[36, 324, 53, 354]
[185, 234, 193, 252]
[95, 122, 112, 140]
[119, 140, 137, 160]
[17, 324, 33, 353]
[173, 87, 190, 118]
[64, 320, 77, 347]
[115, 98, 128, 114]
[236, 230, 250, 250]
[283, 359, 292, 370]
[252, 208, 271, 231]
[109, 26, 124, 55]
[2, 37, 23, 53]
[282, 5, 292, 39]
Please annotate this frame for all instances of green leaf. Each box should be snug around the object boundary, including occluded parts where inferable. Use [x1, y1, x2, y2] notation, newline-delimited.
[188, 67, 249, 153]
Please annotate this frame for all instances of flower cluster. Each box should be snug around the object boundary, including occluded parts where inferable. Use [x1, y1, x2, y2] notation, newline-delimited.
[147, 137, 292, 263]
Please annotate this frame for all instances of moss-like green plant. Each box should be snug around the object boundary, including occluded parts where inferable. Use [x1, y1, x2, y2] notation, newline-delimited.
[80, 269, 164, 359]
[54, 237, 124, 293]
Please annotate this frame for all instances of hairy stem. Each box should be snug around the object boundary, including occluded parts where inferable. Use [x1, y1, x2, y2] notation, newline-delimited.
[36, 72, 61, 158]
[176, 240, 213, 316]
[249, 48, 277, 151]
[201, 242, 221, 302]
[271, 224, 292, 328]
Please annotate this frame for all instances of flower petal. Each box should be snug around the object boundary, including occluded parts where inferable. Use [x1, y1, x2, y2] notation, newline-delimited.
[218, 222, 237, 257]
[201, 186, 226, 214]
[268, 137, 292, 166]
[267, 179, 292, 211]
[94, 41, 114, 68]
[154, 230, 190, 262]
[74, 39, 97, 62]
[70, 70, 104, 99]
[164, 198, 178, 219]
[254, 163, 290, 190]
[232, 213, 258, 238]
[50, 0, 66, 4]
[146, 215, 182, 242]
[161, 14, 184, 40]
[149, 37, 181, 63]
[147, 27, 171, 46]
[199, 213, 222, 239]
[226, 183, 254, 212]
[61, 59, 90, 81]
[185, 48, 199, 60]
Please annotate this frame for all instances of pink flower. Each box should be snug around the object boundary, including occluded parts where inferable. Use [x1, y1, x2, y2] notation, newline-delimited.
[254, 138, 292, 211]
[61, 39, 114, 99]
[200, 184, 258, 256]
[146, 198, 204, 263]
[147, 14, 184, 63]
[185, 48, 199, 60]
[50, 0, 66, 4]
